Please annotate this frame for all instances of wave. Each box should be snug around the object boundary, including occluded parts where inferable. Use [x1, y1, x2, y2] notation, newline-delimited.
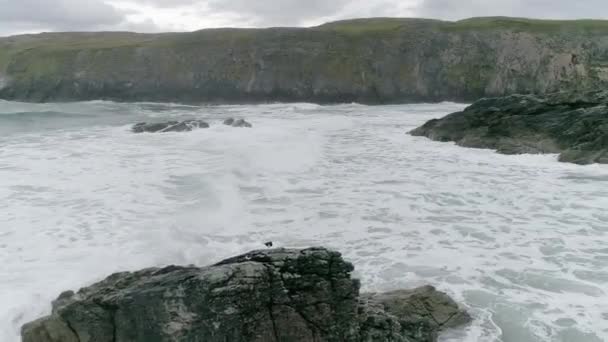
[0, 110, 93, 120]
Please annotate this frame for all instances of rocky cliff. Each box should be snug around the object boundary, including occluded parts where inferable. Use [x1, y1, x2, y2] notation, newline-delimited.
[2, 17, 608, 104]
[21, 247, 470, 342]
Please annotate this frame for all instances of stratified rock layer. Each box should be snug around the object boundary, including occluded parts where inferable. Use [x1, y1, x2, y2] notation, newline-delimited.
[410, 91, 608, 164]
[22, 247, 470, 342]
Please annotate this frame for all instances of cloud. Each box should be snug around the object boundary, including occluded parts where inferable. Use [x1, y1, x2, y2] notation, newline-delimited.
[127, 0, 200, 7]
[107, 0, 233, 32]
[416, 0, 608, 20]
[103, 0, 418, 33]
[1, 0, 608, 36]
[204, 0, 352, 26]
[203, 0, 417, 27]
[0, 0, 125, 34]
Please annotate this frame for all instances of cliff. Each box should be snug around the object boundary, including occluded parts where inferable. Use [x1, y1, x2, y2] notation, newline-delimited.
[2, 17, 608, 104]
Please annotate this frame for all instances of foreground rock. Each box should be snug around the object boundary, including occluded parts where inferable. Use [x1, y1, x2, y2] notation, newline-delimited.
[22, 247, 470, 342]
[410, 91, 608, 164]
[224, 118, 253, 127]
[132, 120, 209, 133]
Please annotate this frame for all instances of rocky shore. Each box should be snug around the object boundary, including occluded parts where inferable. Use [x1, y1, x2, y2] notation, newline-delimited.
[21, 247, 470, 342]
[410, 90, 608, 164]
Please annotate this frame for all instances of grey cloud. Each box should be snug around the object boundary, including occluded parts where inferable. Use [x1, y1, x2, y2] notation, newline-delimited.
[416, 0, 608, 20]
[204, 0, 353, 26]
[131, 0, 200, 7]
[0, 0, 125, 33]
[201, 0, 419, 27]
[123, 18, 163, 32]
[2, 0, 608, 37]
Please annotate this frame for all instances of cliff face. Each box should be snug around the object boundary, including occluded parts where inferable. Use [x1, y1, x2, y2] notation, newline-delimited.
[2, 17, 608, 104]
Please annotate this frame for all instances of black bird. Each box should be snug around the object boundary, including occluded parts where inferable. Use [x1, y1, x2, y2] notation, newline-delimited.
[264, 241, 273, 248]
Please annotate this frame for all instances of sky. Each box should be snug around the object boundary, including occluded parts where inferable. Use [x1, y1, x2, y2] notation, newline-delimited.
[0, 0, 607, 36]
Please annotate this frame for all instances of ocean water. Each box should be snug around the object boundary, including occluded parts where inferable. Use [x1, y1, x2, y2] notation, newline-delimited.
[0, 100, 607, 342]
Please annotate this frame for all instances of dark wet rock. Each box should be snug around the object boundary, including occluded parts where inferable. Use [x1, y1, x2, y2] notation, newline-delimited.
[410, 90, 608, 164]
[132, 120, 209, 133]
[22, 247, 470, 342]
[224, 118, 252, 128]
[359, 287, 471, 342]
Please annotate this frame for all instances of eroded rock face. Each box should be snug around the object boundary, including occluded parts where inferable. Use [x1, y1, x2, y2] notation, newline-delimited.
[410, 90, 608, 164]
[224, 118, 253, 127]
[0, 73, 10, 90]
[132, 120, 209, 133]
[22, 247, 470, 342]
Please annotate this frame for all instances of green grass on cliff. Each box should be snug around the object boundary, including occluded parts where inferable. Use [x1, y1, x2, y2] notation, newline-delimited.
[3, 17, 608, 53]
[3, 16, 608, 78]
[316, 18, 442, 34]
[0, 47, 10, 71]
[315, 17, 608, 35]
[447, 17, 608, 33]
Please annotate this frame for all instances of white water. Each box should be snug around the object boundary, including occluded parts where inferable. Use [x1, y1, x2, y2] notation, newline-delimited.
[1, 101, 607, 342]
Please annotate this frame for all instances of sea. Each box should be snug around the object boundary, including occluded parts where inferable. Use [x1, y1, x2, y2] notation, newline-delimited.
[0, 100, 607, 341]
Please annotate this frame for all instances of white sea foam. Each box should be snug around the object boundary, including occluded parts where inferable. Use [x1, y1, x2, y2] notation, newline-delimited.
[0, 101, 607, 341]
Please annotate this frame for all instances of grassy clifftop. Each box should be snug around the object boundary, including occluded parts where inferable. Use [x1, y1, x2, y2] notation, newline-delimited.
[2, 17, 608, 103]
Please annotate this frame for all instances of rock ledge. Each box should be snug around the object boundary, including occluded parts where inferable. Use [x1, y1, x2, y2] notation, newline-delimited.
[410, 91, 608, 164]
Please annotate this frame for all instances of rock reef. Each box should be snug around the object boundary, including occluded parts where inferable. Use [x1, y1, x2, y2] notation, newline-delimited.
[224, 118, 253, 127]
[22, 247, 470, 342]
[131, 120, 210, 133]
[2, 17, 608, 104]
[410, 90, 608, 164]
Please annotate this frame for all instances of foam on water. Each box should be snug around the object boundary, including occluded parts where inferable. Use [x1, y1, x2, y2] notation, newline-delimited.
[1, 101, 607, 342]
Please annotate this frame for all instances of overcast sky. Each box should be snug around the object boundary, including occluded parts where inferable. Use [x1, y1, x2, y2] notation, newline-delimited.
[1, 0, 607, 36]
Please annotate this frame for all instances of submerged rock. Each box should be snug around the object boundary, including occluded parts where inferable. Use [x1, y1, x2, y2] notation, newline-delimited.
[224, 118, 253, 127]
[132, 120, 209, 133]
[22, 247, 470, 342]
[410, 91, 608, 164]
[359, 287, 471, 342]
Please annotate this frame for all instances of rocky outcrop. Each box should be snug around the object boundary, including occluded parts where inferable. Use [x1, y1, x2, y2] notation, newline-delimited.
[410, 90, 608, 164]
[21, 247, 470, 342]
[224, 118, 253, 127]
[358, 287, 471, 342]
[2, 17, 608, 104]
[132, 120, 209, 133]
